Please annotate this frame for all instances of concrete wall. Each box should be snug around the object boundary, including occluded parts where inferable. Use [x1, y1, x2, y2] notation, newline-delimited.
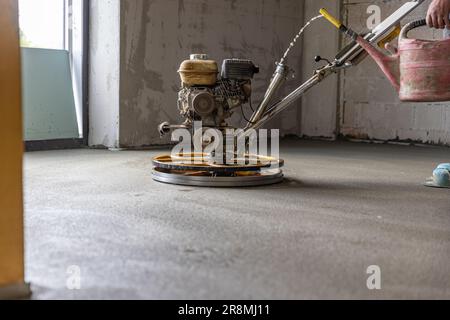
[0, 0, 25, 291]
[119, 0, 305, 147]
[301, 0, 341, 139]
[89, 0, 121, 148]
[340, 0, 450, 145]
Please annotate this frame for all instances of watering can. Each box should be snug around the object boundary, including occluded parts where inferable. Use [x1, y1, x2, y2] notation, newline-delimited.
[320, 9, 450, 102]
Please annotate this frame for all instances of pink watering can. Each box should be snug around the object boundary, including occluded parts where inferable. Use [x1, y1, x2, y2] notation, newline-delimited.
[320, 9, 450, 102]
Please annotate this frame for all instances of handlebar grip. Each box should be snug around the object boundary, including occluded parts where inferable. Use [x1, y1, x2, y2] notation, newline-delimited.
[320, 8, 342, 29]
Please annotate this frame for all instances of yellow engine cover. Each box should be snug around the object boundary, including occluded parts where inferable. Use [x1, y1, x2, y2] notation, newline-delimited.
[178, 54, 218, 86]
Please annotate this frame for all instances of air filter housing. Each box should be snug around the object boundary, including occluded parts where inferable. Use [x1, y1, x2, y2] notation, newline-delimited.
[221, 59, 259, 80]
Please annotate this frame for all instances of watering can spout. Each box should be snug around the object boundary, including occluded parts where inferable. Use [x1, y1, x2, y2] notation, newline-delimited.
[355, 36, 401, 92]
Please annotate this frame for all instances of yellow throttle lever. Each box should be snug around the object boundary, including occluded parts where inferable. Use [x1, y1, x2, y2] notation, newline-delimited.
[377, 25, 401, 49]
[319, 8, 342, 29]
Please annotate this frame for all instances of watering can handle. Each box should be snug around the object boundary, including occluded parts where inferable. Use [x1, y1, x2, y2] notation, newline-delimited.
[400, 19, 427, 40]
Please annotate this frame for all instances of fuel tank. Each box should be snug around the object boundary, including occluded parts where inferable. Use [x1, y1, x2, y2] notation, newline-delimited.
[178, 54, 218, 86]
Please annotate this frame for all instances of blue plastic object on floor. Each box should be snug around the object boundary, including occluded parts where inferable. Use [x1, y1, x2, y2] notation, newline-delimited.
[425, 163, 450, 188]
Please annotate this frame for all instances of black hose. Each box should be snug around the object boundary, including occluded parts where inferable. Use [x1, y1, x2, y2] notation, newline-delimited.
[401, 19, 427, 39]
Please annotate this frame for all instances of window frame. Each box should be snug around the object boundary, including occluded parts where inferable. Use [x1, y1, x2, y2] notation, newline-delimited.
[24, 0, 89, 151]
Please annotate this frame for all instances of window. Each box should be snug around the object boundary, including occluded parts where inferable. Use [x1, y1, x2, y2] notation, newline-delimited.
[19, 0, 87, 144]
[19, 0, 66, 50]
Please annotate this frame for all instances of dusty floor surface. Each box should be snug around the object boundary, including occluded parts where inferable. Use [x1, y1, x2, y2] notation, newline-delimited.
[24, 140, 450, 299]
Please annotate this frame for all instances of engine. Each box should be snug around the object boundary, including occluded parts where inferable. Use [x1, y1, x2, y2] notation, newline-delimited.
[176, 54, 259, 128]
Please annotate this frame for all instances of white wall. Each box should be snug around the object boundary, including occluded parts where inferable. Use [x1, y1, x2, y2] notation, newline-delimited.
[89, 0, 121, 148]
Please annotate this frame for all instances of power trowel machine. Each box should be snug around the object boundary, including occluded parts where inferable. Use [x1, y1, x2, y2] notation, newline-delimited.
[152, 0, 430, 187]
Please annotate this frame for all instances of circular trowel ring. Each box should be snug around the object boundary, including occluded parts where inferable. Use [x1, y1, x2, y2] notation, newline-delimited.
[152, 167, 284, 187]
[152, 153, 284, 173]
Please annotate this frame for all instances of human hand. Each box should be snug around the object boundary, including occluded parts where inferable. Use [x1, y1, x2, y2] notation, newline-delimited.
[427, 0, 450, 29]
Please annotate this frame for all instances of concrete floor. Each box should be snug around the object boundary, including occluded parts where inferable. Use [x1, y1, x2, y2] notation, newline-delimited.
[24, 140, 450, 299]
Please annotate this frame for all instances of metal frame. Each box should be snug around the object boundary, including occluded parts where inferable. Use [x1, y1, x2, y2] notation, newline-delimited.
[81, 0, 90, 147]
[25, 0, 89, 151]
[25, 138, 85, 152]
[152, 168, 284, 188]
